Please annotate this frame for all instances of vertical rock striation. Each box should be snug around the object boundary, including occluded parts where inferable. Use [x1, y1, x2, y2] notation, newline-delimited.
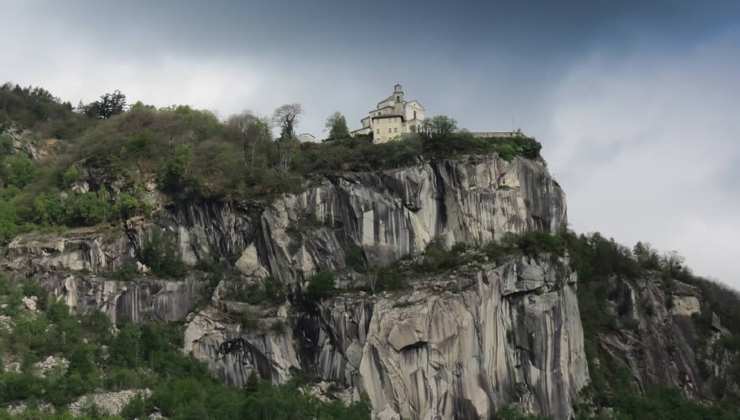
[2, 153, 584, 419]
[182, 256, 589, 420]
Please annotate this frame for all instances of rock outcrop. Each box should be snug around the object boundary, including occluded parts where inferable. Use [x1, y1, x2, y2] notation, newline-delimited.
[4, 154, 566, 287]
[68, 389, 151, 417]
[184, 256, 588, 420]
[595, 275, 738, 401]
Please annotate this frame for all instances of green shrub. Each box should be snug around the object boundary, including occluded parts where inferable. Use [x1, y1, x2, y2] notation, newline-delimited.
[111, 261, 139, 281]
[61, 166, 80, 187]
[373, 267, 406, 292]
[0, 199, 18, 243]
[345, 245, 366, 272]
[113, 192, 144, 220]
[120, 394, 151, 419]
[1, 155, 37, 188]
[139, 231, 186, 278]
[33, 192, 65, 225]
[63, 192, 112, 226]
[0, 134, 12, 155]
[305, 272, 336, 302]
[157, 144, 195, 196]
[0, 83, 90, 138]
[225, 277, 286, 305]
[505, 232, 566, 257]
[416, 239, 470, 273]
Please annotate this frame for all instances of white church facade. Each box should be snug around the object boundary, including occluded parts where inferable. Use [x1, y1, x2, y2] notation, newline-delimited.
[351, 84, 425, 143]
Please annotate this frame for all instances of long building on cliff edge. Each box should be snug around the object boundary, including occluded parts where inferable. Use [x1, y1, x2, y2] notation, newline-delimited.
[352, 83, 525, 143]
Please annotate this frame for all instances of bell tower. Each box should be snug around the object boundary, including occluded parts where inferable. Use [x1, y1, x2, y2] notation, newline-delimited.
[393, 83, 404, 103]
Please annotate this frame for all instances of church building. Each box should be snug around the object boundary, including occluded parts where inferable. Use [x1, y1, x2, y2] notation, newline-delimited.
[351, 84, 425, 143]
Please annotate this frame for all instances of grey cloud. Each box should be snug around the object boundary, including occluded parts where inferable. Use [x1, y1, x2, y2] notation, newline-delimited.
[543, 31, 740, 287]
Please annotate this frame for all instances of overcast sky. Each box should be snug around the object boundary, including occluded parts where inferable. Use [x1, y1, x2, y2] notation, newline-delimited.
[2, 0, 740, 288]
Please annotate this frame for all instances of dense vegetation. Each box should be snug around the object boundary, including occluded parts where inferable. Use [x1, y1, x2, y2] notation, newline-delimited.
[0, 83, 541, 247]
[0, 275, 369, 419]
[0, 84, 91, 140]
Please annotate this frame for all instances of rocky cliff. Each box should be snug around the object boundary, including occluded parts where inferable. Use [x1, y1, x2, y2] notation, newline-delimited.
[4, 154, 565, 278]
[2, 153, 585, 419]
[185, 255, 588, 420]
[591, 274, 739, 402]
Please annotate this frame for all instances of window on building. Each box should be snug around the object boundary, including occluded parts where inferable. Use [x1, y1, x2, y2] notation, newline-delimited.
[394, 127, 398, 132]
[413, 110, 417, 120]
[396, 96, 400, 103]
[388, 128, 392, 133]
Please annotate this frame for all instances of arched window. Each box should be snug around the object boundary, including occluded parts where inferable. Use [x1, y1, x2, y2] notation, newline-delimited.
[413, 110, 417, 120]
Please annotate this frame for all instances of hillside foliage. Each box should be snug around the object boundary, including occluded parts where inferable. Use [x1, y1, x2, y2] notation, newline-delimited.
[0, 275, 369, 419]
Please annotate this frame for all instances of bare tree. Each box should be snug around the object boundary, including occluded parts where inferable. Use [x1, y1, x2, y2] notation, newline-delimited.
[272, 104, 302, 171]
[227, 111, 271, 169]
[272, 103, 302, 142]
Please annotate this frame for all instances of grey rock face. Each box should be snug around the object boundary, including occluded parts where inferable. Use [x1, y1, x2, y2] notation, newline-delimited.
[183, 256, 588, 420]
[160, 155, 566, 286]
[358, 257, 587, 420]
[596, 276, 738, 401]
[44, 273, 207, 324]
[3, 155, 565, 286]
[4, 227, 130, 274]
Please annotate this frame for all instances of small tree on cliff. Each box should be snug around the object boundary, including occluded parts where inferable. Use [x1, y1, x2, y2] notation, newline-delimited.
[272, 104, 302, 172]
[83, 90, 127, 119]
[324, 112, 350, 141]
[227, 111, 272, 170]
[421, 115, 457, 139]
[272, 103, 302, 141]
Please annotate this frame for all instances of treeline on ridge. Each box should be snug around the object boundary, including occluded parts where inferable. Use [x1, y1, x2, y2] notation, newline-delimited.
[0, 83, 541, 245]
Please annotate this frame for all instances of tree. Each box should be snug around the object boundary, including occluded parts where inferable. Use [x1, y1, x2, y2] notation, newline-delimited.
[227, 111, 272, 169]
[633, 241, 660, 269]
[0, 134, 13, 156]
[1, 155, 37, 188]
[422, 115, 457, 138]
[272, 103, 302, 142]
[272, 104, 302, 172]
[325, 112, 350, 141]
[84, 90, 127, 119]
[157, 144, 193, 194]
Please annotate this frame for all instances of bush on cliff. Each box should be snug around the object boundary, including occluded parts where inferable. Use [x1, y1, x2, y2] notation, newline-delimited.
[305, 271, 337, 302]
[139, 231, 187, 278]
